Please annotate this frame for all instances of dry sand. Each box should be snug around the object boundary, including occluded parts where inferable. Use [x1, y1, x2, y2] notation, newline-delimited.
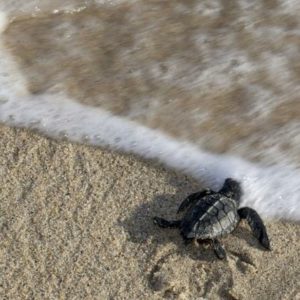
[0, 124, 299, 299]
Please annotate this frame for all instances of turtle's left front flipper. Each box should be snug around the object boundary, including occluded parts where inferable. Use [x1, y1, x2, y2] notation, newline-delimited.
[177, 188, 214, 214]
[238, 207, 271, 250]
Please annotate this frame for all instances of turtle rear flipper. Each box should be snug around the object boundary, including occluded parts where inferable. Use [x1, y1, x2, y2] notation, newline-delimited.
[238, 207, 271, 250]
[212, 239, 226, 259]
[153, 217, 181, 228]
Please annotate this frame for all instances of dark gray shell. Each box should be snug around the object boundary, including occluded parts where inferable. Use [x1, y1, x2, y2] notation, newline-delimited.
[180, 193, 239, 239]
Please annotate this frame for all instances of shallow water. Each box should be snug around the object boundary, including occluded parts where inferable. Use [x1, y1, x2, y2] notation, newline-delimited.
[0, 1, 300, 220]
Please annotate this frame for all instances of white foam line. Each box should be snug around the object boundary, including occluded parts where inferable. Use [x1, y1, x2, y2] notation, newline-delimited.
[0, 11, 7, 33]
[0, 10, 299, 221]
[0, 93, 299, 221]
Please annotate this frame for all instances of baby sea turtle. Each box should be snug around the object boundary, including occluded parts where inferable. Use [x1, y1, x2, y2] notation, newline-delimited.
[153, 178, 271, 259]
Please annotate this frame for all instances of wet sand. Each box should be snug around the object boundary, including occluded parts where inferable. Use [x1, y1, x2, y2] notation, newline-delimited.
[1, 125, 299, 299]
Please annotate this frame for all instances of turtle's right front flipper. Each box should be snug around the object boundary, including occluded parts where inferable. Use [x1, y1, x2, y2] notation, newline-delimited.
[238, 207, 271, 250]
[177, 188, 214, 214]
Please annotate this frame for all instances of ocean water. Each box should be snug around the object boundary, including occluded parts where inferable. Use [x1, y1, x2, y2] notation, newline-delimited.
[0, 1, 300, 221]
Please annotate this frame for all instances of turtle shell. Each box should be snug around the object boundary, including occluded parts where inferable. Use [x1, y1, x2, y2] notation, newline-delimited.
[180, 193, 239, 239]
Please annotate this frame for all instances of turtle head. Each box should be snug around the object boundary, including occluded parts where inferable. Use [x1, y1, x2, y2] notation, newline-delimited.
[219, 178, 242, 204]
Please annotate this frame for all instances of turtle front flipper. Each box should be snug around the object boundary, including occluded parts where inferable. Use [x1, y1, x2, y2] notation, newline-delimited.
[177, 188, 214, 214]
[153, 217, 181, 228]
[212, 239, 226, 259]
[238, 207, 271, 251]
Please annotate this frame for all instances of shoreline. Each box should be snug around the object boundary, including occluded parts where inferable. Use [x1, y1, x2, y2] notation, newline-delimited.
[0, 124, 299, 299]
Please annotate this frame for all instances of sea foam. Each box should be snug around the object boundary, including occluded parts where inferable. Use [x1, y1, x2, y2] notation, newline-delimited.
[0, 12, 299, 221]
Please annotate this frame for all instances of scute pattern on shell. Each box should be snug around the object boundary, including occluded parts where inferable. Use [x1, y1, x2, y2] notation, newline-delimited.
[180, 194, 239, 239]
